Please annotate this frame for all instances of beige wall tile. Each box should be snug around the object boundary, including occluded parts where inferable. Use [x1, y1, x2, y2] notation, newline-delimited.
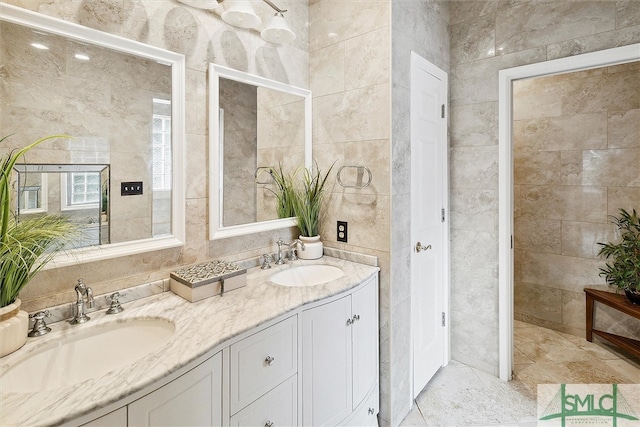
[310, 42, 345, 97]
[547, 24, 640, 61]
[515, 185, 607, 223]
[344, 27, 390, 90]
[561, 221, 616, 259]
[513, 113, 607, 153]
[608, 187, 640, 216]
[450, 102, 498, 147]
[450, 13, 495, 64]
[608, 109, 640, 149]
[521, 252, 604, 292]
[514, 151, 561, 185]
[495, 1, 616, 54]
[515, 282, 562, 324]
[581, 149, 640, 187]
[513, 218, 561, 254]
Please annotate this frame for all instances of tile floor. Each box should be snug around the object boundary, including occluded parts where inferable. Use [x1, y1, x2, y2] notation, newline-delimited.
[400, 320, 640, 426]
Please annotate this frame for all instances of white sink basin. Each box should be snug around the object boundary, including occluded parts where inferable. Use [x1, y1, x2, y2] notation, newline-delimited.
[270, 264, 344, 287]
[0, 318, 175, 393]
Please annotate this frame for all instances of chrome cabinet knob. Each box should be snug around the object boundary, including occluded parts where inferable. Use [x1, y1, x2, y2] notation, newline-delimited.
[265, 356, 275, 366]
[265, 421, 274, 427]
[368, 407, 375, 415]
[415, 241, 432, 252]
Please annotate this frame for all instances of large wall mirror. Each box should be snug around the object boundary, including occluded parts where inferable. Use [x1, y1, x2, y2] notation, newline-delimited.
[0, 4, 185, 267]
[209, 64, 311, 240]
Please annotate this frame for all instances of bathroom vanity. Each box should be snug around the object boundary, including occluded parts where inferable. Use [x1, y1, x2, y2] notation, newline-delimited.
[0, 256, 379, 427]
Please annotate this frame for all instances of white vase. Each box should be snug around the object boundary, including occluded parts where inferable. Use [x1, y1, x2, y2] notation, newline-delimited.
[0, 299, 29, 357]
[297, 235, 323, 260]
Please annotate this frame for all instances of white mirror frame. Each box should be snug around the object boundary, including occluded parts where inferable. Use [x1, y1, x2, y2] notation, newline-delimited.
[1, 4, 186, 268]
[208, 64, 312, 240]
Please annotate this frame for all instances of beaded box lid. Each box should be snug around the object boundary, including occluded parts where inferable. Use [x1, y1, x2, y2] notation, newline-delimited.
[170, 260, 246, 288]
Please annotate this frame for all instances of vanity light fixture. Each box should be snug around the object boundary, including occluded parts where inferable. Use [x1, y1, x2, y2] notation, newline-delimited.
[221, 0, 262, 29]
[261, 11, 295, 44]
[183, 0, 294, 44]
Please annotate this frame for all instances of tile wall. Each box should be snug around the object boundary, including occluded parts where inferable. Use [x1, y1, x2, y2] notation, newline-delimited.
[513, 64, 640, 338]
[450, 0, 640, 376]
[390, 0, 449, 425]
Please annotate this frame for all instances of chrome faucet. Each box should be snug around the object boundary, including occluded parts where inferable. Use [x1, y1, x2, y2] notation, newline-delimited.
[287, 239, 305, 261]
[70, 278, 94, 324]
[276, 238, 305, 264]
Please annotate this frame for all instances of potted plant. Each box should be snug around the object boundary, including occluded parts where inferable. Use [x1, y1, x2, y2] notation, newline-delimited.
[597, 208, 640, 305]
[268, 163, 297, 219]
[291, 162, 334, 260]
[0, 135, 79, 356]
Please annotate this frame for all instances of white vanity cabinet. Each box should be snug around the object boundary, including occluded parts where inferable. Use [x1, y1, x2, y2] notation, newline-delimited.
[76, 271, 379, 427]
[302, 276, 379, 427]
[128, 352, 223, 426]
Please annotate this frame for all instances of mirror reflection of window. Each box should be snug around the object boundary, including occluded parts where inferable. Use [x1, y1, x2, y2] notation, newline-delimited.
[152, 98, 172, 191]
[152, 98, 172, 236]
[18, 173, 47, 214]
[60, 172, 100, 210]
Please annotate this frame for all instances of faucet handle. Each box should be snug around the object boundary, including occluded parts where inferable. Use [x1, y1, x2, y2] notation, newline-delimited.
[106, 292, 124, 314]
[261, 254, 272, 269]
[28, 310, 52, 337]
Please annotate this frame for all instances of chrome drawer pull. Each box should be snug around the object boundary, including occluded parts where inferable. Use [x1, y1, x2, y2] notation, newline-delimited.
[265, 356, 275, 366]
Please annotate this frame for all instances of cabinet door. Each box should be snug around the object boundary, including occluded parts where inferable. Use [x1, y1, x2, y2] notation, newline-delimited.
[128, 352, 222, 427]
[229, 375, 297, 427]
[302, 295, 352, 427]
[351, 277, 379, 406]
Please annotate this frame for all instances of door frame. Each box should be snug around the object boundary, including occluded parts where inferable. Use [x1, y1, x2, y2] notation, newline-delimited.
[409, 51, 450, 398]
[497, 43, 640, 381]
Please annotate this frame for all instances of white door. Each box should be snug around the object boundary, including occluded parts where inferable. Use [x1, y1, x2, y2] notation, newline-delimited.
[410, 52, 448, 398]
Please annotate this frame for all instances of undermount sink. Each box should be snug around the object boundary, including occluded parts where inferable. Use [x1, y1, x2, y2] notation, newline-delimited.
[0, 318, 175, 393]
[270, 264, 344, 287]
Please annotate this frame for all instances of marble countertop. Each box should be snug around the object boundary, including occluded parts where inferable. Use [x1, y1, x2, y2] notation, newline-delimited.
[0, 255, 379, 427]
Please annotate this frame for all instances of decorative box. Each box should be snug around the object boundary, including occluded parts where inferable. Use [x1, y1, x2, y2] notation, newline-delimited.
[170, 260, 247, 302]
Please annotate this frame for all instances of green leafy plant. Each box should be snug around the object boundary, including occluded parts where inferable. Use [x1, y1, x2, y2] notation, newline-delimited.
[268, 163, 298, 219]
[0, 135, 79, 308]
[292, 162, 334, 237]
[597, 208, 640, 294]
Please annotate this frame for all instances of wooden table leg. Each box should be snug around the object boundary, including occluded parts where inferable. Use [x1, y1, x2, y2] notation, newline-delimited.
[586, 293, 594, 342]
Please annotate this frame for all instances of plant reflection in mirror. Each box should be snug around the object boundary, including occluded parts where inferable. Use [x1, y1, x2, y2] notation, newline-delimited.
[0, 135, 80, 307]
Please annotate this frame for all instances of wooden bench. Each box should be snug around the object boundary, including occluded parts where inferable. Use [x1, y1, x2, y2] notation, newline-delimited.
[584, 288, 640, 358]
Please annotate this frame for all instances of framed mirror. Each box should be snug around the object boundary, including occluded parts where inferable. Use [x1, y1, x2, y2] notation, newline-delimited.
[1, 4, 185, 267]
[209, 64, 311, 240]
[13, 164, 110, 248]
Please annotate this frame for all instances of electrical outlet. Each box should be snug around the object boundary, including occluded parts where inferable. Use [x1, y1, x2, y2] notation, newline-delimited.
[337, 221, 348, 242]
[121, 181, 143, 196]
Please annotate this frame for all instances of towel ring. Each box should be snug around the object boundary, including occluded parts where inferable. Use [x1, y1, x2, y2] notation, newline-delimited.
[255, 166, 274, 185]
[336, 165, 372, 189]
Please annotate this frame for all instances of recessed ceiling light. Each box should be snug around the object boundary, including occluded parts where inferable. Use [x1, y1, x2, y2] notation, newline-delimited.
[30, 43, 49, 50]
[74, 53, 90, 61]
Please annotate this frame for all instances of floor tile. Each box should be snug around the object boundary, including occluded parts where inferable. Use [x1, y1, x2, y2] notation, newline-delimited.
[400, 321, 640, 427]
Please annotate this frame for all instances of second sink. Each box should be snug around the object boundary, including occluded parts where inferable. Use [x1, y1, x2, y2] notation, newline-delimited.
[270, 264, 344, 287]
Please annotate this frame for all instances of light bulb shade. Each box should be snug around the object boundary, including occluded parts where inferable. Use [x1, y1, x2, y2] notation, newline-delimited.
[221, 1, 261, 29]
[261, 12, 296, 44]
[176, 0, 218, 10]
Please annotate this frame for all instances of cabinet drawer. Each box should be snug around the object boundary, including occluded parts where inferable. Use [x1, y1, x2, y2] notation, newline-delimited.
[230, 315, 297, 414]
[229, 375, 297, 427]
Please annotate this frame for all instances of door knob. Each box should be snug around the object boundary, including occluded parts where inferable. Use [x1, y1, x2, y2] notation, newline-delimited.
[415, 242, 432, 252]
